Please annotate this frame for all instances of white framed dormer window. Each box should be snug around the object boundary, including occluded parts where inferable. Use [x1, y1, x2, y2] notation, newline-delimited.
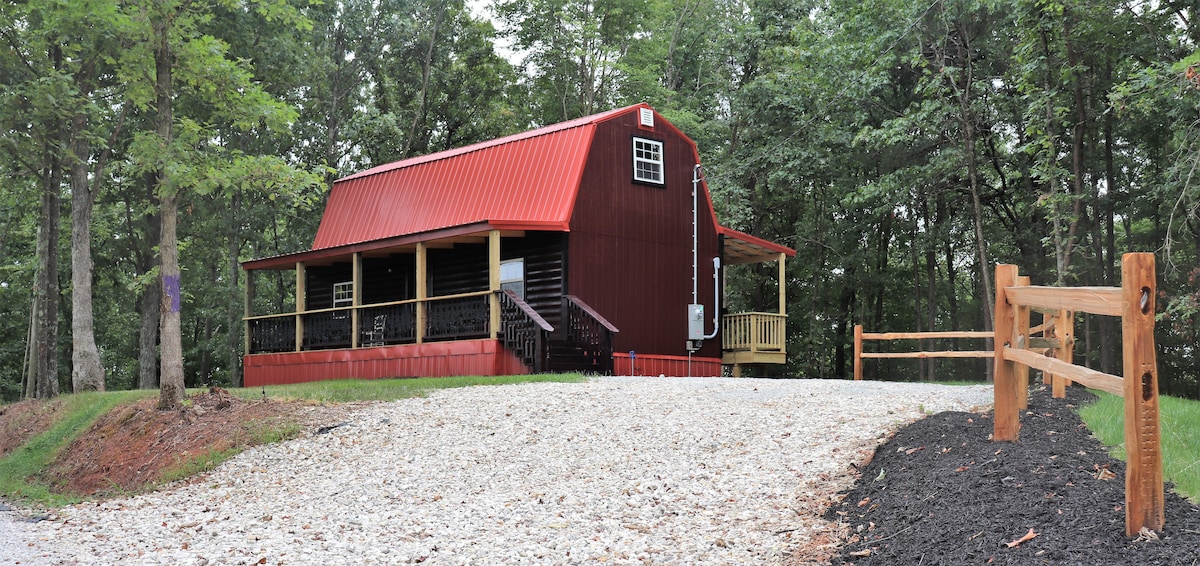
[332, 281, 354, 308]
[500, 258, 525, 300]
[633, 137, 664, 185]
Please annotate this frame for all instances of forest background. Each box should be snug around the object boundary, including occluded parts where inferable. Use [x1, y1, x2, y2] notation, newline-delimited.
[3, 0, 1199, 403]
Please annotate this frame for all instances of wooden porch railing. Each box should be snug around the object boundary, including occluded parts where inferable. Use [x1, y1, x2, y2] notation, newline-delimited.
[994, 253, 1161, 537]
[722, 312, 786, 353]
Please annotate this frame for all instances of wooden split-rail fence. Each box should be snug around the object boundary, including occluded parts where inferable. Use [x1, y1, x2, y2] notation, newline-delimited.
[994, 252, 1162, 536]
[852, 252, 1163, 537]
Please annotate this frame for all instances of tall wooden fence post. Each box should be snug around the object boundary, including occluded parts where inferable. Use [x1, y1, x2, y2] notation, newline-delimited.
[1121, 252, 1163, 535]
[1016, 275, 1031, 410]
[1052, 309, 1074, 398]
[854, 324, 863, 381]
[993, 263, 1020, 441]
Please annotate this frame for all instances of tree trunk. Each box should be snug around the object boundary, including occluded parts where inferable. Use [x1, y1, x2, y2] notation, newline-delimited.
[158, 191, 185, 409]
[69, 109, 105, 393]
[32, 101, 64, 399]
[153, 15, 185, 410]
[138, 280, 160, 390]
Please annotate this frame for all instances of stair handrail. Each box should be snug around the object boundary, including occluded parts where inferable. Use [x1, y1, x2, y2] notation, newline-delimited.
[562, 295, 618, 374]
[497, 290, 552, 372]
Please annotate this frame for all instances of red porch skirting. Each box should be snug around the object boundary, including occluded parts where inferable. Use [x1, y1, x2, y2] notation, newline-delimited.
[612, 352, 722, 377]
[244, 339, 529, 386]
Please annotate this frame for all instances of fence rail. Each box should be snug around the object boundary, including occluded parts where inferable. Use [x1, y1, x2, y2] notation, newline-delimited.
[852, 327, 993, 381]
[993, 253, 1161, 537]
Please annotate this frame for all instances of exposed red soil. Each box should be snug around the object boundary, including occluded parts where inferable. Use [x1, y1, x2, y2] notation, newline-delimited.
[37, 388, 303, 497]
[0, 397, 71, 458]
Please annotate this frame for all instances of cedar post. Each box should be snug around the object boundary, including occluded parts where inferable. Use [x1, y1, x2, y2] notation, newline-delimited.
[993, 263, 1020, 441]
[853, 324, 863, 381]
[778, 253, 787, 316]
[1052, 309, 1074, 398]
[1121, 252, 1163, 535]
[351, 252, 361, 349]
[295, 262, 306, 352]
[1016, 275, 1031, 410]
[244, 270, 254, 355]
[416, 242, 427, 344]
[489, 230, 501, 340]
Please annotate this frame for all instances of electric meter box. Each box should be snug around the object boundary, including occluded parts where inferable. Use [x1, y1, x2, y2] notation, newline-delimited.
[687, 303, 705, 340]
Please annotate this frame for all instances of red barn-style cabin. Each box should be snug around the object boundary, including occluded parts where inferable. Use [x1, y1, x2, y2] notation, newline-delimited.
[241, 104, 795, 385]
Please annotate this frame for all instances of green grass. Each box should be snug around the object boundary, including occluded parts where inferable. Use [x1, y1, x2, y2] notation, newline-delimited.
[1079, 391, 1200, 501]
[0, 390, 155, 506]
[0, 374, 585, 507]
[228, 373, 588, 403]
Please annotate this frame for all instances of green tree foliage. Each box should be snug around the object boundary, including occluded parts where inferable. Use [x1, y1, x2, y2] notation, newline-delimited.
[2, 0, 1199, 401]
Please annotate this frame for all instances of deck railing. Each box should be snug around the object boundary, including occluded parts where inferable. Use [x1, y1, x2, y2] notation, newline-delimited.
[245, 291, 492, 354]
[722, 312, 786, 353]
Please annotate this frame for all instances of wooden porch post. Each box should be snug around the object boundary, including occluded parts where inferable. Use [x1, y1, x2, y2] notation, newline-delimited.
[778, 253, 786, 316]
[351, 252, 361, 349]
[295, 262, 306, 352]
[993, 263, 1020, 441]
[416, 243, 427, 343]
[489, 230, 501, 340]
[1121, 252, 1163, 535]
[244, 270, 254, 355]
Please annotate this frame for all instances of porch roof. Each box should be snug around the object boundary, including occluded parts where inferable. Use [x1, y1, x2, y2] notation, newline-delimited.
[720, 227, 796, 265]
[242, 221, 536, 270]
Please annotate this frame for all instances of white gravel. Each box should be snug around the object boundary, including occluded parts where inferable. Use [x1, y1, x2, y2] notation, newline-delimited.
[8, 377, 992, 565]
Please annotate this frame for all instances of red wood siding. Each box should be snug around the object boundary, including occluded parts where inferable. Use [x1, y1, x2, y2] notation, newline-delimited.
[612, 352, 722, 377]
[568, 115, 722, 360]
[244, 340, 528, 386]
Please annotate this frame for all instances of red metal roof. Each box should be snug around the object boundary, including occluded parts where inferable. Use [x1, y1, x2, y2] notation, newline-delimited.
[311, 105, 640, 250]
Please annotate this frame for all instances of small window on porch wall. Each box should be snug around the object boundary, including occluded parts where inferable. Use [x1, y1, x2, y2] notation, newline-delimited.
[332, 281, 353, 308]
[633, 138, 664, 185]
[500, 258, 525, 300]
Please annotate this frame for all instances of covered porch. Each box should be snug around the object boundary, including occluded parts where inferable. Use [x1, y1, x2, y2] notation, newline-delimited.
[719, 227, 792, 376]
[242, 223, 615, 385]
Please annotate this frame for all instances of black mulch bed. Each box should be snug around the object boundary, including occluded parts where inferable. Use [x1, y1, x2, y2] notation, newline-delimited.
[825, 385, 1200, 565]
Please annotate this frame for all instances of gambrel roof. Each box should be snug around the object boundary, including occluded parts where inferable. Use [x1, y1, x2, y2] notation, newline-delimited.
[244, 104, 793, 270]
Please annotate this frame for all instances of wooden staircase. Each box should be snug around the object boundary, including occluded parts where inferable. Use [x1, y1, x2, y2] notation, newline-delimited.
[498, 292, 618, 374]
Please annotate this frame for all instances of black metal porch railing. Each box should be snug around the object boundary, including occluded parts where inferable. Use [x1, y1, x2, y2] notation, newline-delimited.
[302, 310, 353, 350]
[425, 294, 490, 341]
[249, 316, 296, 353]
[498, 290, 553, 372]
[359, 303, 417, 346]
[562, 295, 618, 374]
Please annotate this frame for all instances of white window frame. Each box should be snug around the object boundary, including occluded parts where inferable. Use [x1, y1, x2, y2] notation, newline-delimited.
[633, 137, 664, 185]
[499, 258, 525, 300]
[332, 281, 354, 308]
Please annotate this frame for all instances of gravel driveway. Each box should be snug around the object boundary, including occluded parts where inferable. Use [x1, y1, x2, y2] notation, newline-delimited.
[10, 377, 992, 565]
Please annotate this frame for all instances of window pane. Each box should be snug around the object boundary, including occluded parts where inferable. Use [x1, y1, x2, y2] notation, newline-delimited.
[500, 259, 523, 281]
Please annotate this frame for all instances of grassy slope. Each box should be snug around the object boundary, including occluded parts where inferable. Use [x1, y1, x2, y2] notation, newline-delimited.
[1079, 391, 1200, 501]
[0, 374, 586, 506]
